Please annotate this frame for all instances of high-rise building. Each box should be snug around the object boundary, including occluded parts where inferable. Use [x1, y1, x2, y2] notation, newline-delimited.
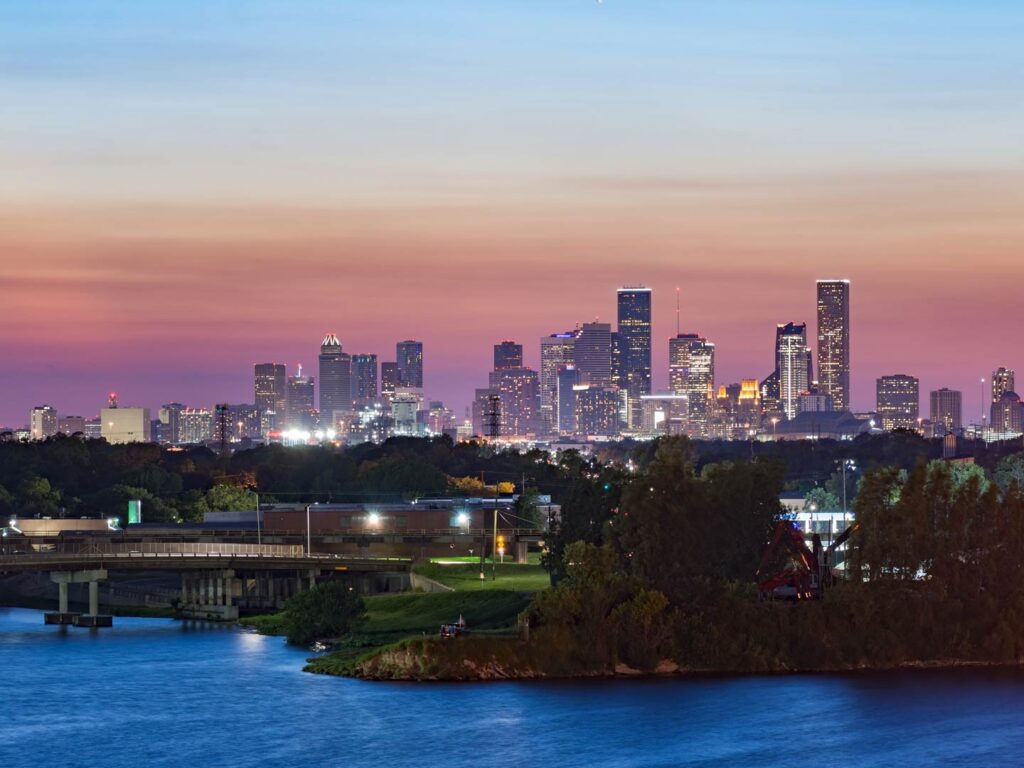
[179, 408, 214, 444]
[540, 330, 578, 433]
[351, 354, 378, 406]
[380, 362, 399, 404]
[488, 367, 540, 436]
[101, 406, 152, 444]
[556, 365, 580, 435]
[574, 385, 620, 437]
[616, 286, 652, 427]
[991, 367, 1016, 426]
[877, 374, 920, 431]
[992, 391, 1024, 434]
[396, 340, 423, 388]
[318, 334, 352, 428]
[29, 405, 57, 440]
[816, 279, 850, 411]
[472, 388, 500, 437]
[57, 415, 86, 436]
[159, 402, 186, 444]
[390, 392, 421, 436]
[777, 323, 813, 420]
[254, 363, 286, 431]
[224, 403, 260, 441]
[929, 388, 963, 437]
[286, 365, 316, 430]
[493, 341, 523, 371]
[575, 322, 612, 387]
[669, 334, 715, 436]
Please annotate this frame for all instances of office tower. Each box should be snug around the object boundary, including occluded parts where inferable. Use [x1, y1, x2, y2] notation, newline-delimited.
[929, 388, 962, 437]
[426, 401, 456, 434]
[992, 391, 1024, 433]
[159, 403, 186, 444]
[776, 322, 813, 420]
[991, 367, 1016, 426]
[318, 334, 352, 428]
[254, 363, 287, 429]
[493, 340, 523, 371]
[574, 385, 621, 437]
[286, 365, 316, 430]
[575, 322, 612, 387]
[29, 405, 57, 440]
[488, 367, 540, 436]
[816, 279, 850, 411]
[179, 408, 214, 444]
[390, 392, 421, 436]
[616, 286, 653, 427]
[540, 330, 578, 433]
[224, 403, 260, 441]
[472, 388, 500, 436]
[351, 354, 378, 406]
[669, 334, 715, 436]
[877, 374, 920, 431]
[556, 365, 580, 435]
[380, 362, 399, 404]
[396, 340, 423, 388]
[101, 406, 152, 444]
[57, 415, 86, 436]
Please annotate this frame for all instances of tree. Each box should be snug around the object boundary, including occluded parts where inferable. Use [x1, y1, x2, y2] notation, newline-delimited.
[804, 486, 840, 513]
[995, 453, 1024, 494]
[205, 484, 256, 512]
[17, 477, 62, 518]
[281, 581, 365, 645]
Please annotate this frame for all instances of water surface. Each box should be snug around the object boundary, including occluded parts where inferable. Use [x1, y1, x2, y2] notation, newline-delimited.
[1, 607, 1021, 767]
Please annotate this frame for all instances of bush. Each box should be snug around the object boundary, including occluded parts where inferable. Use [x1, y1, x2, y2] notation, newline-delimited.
[282, 582, 365, 645]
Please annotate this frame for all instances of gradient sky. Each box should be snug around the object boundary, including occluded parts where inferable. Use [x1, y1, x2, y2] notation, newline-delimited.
[2, 1, 1022, 426]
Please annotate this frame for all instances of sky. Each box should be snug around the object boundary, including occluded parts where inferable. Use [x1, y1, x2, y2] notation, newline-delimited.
[1, 1, 1022, 426]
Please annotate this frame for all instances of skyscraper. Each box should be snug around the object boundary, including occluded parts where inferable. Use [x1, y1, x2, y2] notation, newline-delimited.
[493, 340, 523, 371]
[669, 334, 715, 436]
[616, 286, 652, 427]
[318, 334, 351, 428]
[396, 340, 423, 388]
[574, 385, 621, 437]
[556, 365, 580, 435]
[575, 322, 612, 388]
[488, 367, 540, 436]
[380, 362, 399, 404]
[877, 374, 920, 431]
[351, 354, 378, 406]
[816, 279, 850, 411]
[540, 330, 578, 434]
[29, 405, 57, 440]
[929, 388, 963, 436]
[286, 365, 316, 430]
[254, 363, 286, 430]
[992, 367, 1016, 426]
[776, 323, 813, 420]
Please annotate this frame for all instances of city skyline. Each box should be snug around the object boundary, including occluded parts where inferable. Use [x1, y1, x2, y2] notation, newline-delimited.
[2, 3, 1022, 427]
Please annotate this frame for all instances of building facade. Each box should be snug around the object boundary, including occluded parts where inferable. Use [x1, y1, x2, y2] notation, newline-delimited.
[816, 279, 850, 411]
[877, 374, 920, 431]
[493, 341, 523, 371]
[540, 330, 578, 434]
[669, 333, 715, 436]
[286, 367, 316, 430]
[318, 334, 352, 428]
[777, 322, 813, 420]
[351, 353, 378, 407]
[575, 322, 613, 388]
[929, 388, 963, 436]
[29, 405, 57, 440]
[616, 287, 652, 427]
[396, 340, 424, 388]
[254, 363, 286, 432]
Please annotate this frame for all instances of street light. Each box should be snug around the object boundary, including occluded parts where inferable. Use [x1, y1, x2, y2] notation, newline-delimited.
[305, 504, 312, 556]
[248, 486, 261, 549]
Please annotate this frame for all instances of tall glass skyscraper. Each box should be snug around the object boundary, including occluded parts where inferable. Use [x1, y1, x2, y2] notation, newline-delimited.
[493, 340, 523, 371]
[575, 322, 612, 388]
[396, 340, 424, 388]
[777, 322, 813, 420]
[668, 333, 714, 436]
[877, 374, 920, 431]
[351, 354, 378, 406]
[540, 330, 578, 434]
[616, 287, 652, 427]
[318, 334, 351, 426]
[254, 362, 286, 431]
[816, 279, 850, 411]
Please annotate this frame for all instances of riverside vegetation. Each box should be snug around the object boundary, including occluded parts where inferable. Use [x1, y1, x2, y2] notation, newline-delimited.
[249, 436, 1024, 680]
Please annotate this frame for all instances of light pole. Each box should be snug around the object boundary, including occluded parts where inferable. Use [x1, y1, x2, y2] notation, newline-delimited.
[248, 487, 261, 549]
[305, 504, 312, 556]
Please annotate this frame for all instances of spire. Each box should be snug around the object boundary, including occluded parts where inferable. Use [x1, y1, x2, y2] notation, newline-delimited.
[321, 333, 341, 350]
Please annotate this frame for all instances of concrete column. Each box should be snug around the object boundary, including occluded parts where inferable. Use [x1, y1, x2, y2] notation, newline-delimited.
[206, 575, 215, 606]
[515, 540, 528, 565]
[58, 581, 69, 613]
[88, 581, 99, 617]
[216, 577, 224, 606]
[268, 577, 276, 607]
[308, 570, 317, 590]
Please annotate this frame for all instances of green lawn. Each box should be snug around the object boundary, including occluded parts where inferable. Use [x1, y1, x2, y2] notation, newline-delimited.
[414, 560, 551, 592]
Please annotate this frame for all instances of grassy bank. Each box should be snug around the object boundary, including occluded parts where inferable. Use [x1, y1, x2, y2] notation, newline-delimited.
[413, 559, 550, 593]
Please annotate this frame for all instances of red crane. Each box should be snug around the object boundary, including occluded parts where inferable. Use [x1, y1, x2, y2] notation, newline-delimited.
[756, 520, 857, 601]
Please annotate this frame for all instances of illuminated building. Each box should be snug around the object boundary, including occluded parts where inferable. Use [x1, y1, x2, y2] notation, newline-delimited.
[426, 401, 456, 434]
[616, 286, 652, 428]
[351, 354, 378, 407]
[472, 388, 499, 437]
[992, 391, 1024, 434]
[318, 334, 351, 429]
[488, 367, 540, 436]
[159, 402, 185, 444]
[57, 415, 86, 436]
[540, 330, 578, 434]
[669, 333, 715, 437]
[816, 279, 850, 411]
[876, 374, 920, 431]
[101, 406, 152, 444]
[776, 323, 812, 420]
[493, 341, 523, 371]
[29, 405, 57, 440]
[929, 388, 962, 436]
[991, 368, 1016, 426]
[286, 365, 316, 430]
[179, 408, 214, 444]
[573, 385, 620, 437]
[640, 394, 688, 435]
[396, 340, 423, 388]
[390, 391, 421, 436]
[254, 363, 286, 432]
[380, 362, 399, 405]
[575, 322, 612, 387]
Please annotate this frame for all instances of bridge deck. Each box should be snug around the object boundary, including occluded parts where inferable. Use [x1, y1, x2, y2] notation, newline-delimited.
[0, 552, 411, 573]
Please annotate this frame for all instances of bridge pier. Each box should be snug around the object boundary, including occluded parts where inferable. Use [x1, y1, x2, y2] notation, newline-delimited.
[46, 569, 111, 627]
[180, 570, 238, 621]
[515, 540, 528, 565]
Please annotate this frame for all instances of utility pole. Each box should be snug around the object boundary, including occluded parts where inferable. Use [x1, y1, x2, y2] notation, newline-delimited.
[492, 497, 498, 581]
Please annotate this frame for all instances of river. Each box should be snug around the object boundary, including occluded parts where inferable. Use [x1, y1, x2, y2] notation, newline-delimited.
[1, 607, 1022, 767]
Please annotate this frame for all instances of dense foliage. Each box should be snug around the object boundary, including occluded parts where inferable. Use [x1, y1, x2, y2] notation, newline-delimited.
[281, 582, 366, 645]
